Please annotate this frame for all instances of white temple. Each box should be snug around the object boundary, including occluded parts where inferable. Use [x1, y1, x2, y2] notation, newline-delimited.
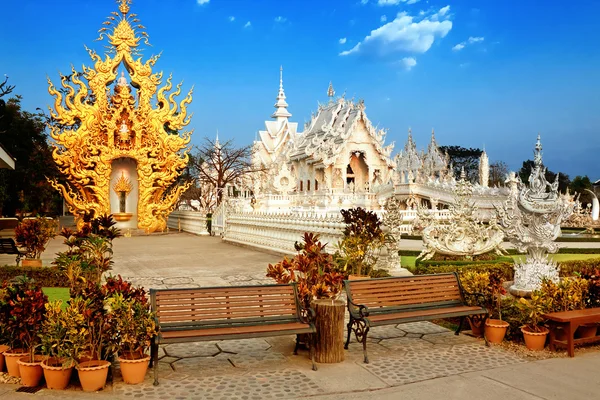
[245, 69, 509, 220]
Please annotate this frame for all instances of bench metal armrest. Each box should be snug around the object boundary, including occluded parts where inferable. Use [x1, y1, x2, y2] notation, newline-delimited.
[347, 298, 370, 319]
[462, 290, 488, 308]
[298, 304, 316, 325]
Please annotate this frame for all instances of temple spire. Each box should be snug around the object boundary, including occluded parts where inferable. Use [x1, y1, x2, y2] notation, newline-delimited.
[327, 81, 335, 104]
[215, 130, 221, 149]
[272, 66, 292, 121]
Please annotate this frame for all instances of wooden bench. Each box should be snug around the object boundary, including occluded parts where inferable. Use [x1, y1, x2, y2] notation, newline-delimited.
[150, 283, 316, 385]
[544, 308, 600, 357]
[344, 273, 489, 363]
[0, 238, 25, 266]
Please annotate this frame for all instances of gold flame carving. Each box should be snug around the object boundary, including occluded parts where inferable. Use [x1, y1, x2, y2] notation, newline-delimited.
[113, 172, 133, 195]
[47, 0, 192, 232]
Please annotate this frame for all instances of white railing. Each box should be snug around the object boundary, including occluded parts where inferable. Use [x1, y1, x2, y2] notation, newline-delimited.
[167, 210, 210, 236]
[224, 212, 346, 255]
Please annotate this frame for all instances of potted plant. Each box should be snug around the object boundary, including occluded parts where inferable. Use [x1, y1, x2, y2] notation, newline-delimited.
[14, 217, 57, 267]
[105, 291, 157, 384]
[39, 298, 88, 390]
[459, 270, 491, 337]
[483, 272, 509, 343]
[70, 281, 115, 392]
[267, 233, 345, 360]
[335, 208, 387, 279]
[516, 293, 552, 350]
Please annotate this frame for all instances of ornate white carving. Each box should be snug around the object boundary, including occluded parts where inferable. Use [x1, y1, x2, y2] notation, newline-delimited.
[495, 135, 575, 293]
[416, 169, 506, 261]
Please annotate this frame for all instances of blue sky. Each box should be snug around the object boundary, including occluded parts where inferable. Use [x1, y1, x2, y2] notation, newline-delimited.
[1, 0, 599, 178]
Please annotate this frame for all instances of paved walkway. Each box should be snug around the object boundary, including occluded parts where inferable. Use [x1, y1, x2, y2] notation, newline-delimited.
[1, 233, 600, 399]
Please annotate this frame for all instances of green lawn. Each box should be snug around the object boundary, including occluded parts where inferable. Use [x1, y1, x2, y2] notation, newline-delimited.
[401, 256, 417, 269]
[42, 287, 70, 309]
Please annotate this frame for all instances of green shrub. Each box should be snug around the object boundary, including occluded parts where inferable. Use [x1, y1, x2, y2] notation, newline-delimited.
[0, 265, 94, 287]
[414, 262, 515, 281]
[559, 258, 600, 276]
[415, 256, 514, 267]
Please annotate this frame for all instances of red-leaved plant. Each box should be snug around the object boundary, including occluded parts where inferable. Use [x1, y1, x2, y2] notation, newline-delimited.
[266, 232, 345, 308]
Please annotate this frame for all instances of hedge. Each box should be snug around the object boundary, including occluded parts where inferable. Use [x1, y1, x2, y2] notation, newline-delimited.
[415, 256, 514, 268]
[0, 265, 71, 287]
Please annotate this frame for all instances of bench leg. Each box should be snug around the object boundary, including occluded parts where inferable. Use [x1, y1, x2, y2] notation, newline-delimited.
[16, 255, 20, 267]
[294, 334, 300, 355]
[361, 326, 370, 364]
[482, 315, 489, 347]
[344, 317, 353, 350]
[567, 321, 575, 357]
[455, 316, 465, 336]
[310, 333, 317, 371]
[152, 338, 159, 386]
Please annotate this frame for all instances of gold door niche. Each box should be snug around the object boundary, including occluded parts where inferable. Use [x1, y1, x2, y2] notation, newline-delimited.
[110, 158, 138, 229]
[347, 152, 369, 192]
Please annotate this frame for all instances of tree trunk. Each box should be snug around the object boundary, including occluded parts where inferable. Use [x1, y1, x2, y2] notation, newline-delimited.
[312, 298, 345, 363]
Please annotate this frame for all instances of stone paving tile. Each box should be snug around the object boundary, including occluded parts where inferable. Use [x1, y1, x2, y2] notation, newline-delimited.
[114, 369, 323, 400]
[362, 342, 527, 386]
[217, 338, 272, 354]
[369, 325, 408, 340]
[164, 342, 221, 358]
[397, 321, 452, 335]
[222, 274, 253, 282]
[121, 277, 165, 287]
[227, 352, 289, 369]
[172, 355, 237, 377]
[345, 341, 399, 363]
[163, 277, 195, 285]
[165, 283, 202, 289]
[158, 356, 180, 364]
[422, 332, 475, 346]
[379, 336, 436, 352]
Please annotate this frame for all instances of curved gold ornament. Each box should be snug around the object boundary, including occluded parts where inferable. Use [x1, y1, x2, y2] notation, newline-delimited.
[48, 0, 192, 232]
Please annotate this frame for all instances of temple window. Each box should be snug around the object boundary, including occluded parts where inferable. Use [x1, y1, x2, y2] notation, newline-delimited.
[315, 180, 318, 191]
[307, 180, 311, 191]
[300, 181, 303, 191]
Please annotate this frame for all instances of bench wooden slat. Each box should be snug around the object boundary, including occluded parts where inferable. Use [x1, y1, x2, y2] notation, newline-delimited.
[156, 295, 295, 306]
[368, 305, 485, 324]
[154, 287, 294, 298]
[160, 321, 311, 340]
[349, 280, 460, 293]
[157, 307, 298, 322]
[348, 275, 457, 289]
[353, 285, 461, 299]
[156, 298, 297, 309]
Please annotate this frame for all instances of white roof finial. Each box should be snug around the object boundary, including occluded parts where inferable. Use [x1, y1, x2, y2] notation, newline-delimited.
[215, 130, 221, 149]
[272, 66, 292, 121]
[327, 81, 335, 104]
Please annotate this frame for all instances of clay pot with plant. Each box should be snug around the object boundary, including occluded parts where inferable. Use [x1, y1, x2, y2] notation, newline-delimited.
[39, 298, 88, 389]
[14, 217, 57, 267]
[516, 294, 552, 350]
[102, 276, 157, 384]
[0, 277, 48, 383]
[483, 272, 509, 343]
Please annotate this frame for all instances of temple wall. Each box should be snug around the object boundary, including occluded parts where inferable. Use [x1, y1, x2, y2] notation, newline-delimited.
[166, 210, 210, 235]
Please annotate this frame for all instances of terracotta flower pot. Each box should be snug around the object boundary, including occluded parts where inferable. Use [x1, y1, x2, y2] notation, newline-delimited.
[76, 360, 110, 392]
[22, 258, 42, 268]
[0, 344, 9, 373]
[467, 316, 485, 337]
[522, 326, 549, 351]
[41, 358, 74, 390]
[118, 355, 150, 384]
[484, 319, 509, 343]
[575, 323, 597, 339]
[17, 355, 45, 387]
[3, 348, 28, 377]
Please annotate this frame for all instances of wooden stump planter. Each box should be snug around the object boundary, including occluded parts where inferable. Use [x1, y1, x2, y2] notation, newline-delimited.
[3, 348, 28, 377]
[522, 326, 549, 351]
[484, 319, 509, 343]
[76, 360, 110, 392]
[41, 358, 74, 390]
[21, 258, 42, 268]
[119, 355, 150, 384]
[575, 323, 598, 339]
[313, 299, 345, 364]
[17, 355, 45, 387]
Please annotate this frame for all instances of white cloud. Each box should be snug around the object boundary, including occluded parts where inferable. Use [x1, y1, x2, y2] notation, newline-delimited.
[400, 57, 417, 70]
[438, 5, 450, 16]
[378, 0, 420, 5]
[452, 36, 484, 51]
[244, 21, 251, 28]
[196, 0, 209, 5]
[274, 16, 287, 23]
[340, 6, 452, 57]
[339, 37, 347, 44]
[228, 16, 235, 22]
[361, 0, 369, 4]
[381, 15, 387, 23]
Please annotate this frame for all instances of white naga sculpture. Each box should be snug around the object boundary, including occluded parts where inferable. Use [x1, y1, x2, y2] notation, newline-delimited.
[381, 197, 404, 273]
[496, 135, 575, 294]
[416, 168, 505, 261]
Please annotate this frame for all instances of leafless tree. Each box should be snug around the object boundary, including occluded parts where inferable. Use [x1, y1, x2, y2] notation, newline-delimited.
[0, 75, 15, 99]
[188, 137, 265, 206]
[489, 161, 509, 187]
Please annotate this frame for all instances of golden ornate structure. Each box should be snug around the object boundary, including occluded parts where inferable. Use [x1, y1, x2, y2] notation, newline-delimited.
[47, 0, 192, 232]
[113, 172, 133, 195]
